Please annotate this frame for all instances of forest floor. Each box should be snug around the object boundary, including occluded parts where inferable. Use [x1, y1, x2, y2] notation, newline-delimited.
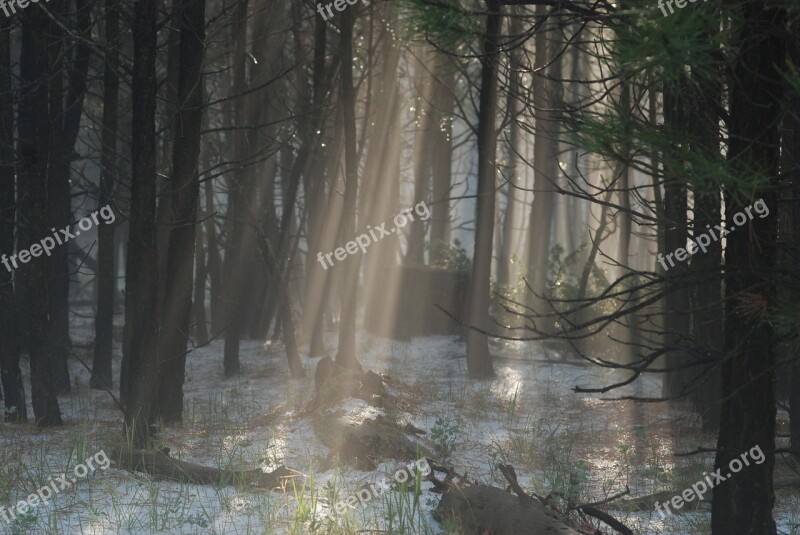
[0, 310, 798, 534]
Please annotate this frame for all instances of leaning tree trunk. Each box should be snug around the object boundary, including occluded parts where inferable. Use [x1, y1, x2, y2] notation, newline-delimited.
[121, 0, 161, 447]
[0, 21, 25, 422]
[465, 0, 501, 379]
[156, 0, 206, 423]
[711, 2, 784, 533]
[92, 0, 120, 390]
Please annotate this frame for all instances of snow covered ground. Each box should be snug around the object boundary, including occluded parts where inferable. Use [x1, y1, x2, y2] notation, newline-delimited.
[0, 312, 797, 534]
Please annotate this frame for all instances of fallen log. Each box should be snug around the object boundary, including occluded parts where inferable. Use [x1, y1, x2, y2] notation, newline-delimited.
[110, 445, 297, 489]
[434, 485, 591, 535]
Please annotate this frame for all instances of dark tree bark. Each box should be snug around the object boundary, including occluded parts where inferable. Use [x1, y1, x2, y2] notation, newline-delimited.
[335, 7, 362, 371]
[92, 0, 120, 390]
[156, 0, 206, 423]
[193, 213, 209, 346]
[46, 1, 71, 394]
[661, 81, 691, 400]
[122, 0, 161, 446]
[222, 0, 249, 377]
[21, 10, 62, 426]
[303, 15, 330, 358]
[688, 59, 723, 431]
[203, 179, 223, 334]
[0, 21, 25, 422]
[711, 2, 785, 533]
[465, 0, 502, 379]
[788, 21, 800, 458]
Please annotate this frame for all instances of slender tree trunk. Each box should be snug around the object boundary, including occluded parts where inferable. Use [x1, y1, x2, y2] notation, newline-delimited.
[92, 0, 120, 390]
[46, 1, 71, 394]
[711, 2, 784, 533]
[193, 212, 209, 346]
[222, 0, 249, 377]
[689, 59, 723, 431]
[0, 22, 26, 422]
[498, 17, 522, 288]
[335, 7, 362, 370]
[524, 4, 558, 328]
[21, 11, 62, 426]
[407, 48, 434, 265]
[465, 0, 502, 379]
[157, 0, 206, 423]
[203, 179, 223, 334]
[122, 0, 160, 446]
[430, 53, 454, 245]
[303, 15, 329, 357]
[661, 81, 691, 399]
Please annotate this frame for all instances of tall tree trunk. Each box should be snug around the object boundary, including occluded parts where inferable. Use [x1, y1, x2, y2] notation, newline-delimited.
[122, 0, 160, 447]
[0, 21, 26, 422]
[788, 19, 800, 458]
[46, 1, 71, 394]
[407, 48, 434, 264]
[204, 179, 223, 334]
[689, 56, 723, 431]
[303, 15, 329, 357]
[193, 213, 209, 346]
[21, 11, 62, 426]
[498, 16, 522, 288]
[156, 0, 206, 423]
[524, 4, 558, 329]
[661, 80, 691, 399]
[335, 7, 362, 370]
[430, 53, 454, 245]
[92, 0, 120, 390]
[222, 0, 249, 377]
[711, 2, 784, 533]
[465, 0, 501, 379]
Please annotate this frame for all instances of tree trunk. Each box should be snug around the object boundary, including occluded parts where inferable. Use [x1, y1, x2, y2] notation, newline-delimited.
[203, 179, 223, 334]
[689, 60, 723, 431]
[156, 0, 206, 423]
[193, 214, 209, 346]
[222, 0, 249, 377]
[92, 0, 120, 390]
[335, 7, 362, 370]
[465, 0, 501, 379]
[524, 4, 558, 330]
[19, 11, 62, 426]
[711, 2, 784, 533]
[0, 22, 25, 422]
[498, 16, 522, 288]
[430, 53, 454, 245]
[661, 80, 691, 399]
[46, 1, 71, 394]
[121, 0, 160, 447]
